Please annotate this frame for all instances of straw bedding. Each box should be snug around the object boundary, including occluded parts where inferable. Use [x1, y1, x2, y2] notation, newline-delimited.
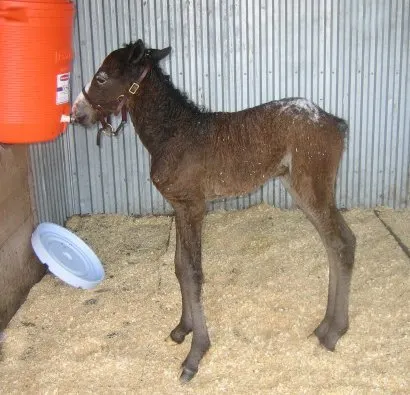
[1, 204, 409, 394]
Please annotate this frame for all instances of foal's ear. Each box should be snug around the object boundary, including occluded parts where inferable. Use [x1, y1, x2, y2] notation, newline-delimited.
[128, 39, 145, 65]
[146, 46, 172, 62]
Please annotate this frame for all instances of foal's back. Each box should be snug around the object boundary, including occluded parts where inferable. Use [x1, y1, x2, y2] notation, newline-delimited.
[182, 97, 347, 200]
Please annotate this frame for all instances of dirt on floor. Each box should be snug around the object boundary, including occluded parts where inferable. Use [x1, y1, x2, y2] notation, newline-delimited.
[1, 204, 409, 394]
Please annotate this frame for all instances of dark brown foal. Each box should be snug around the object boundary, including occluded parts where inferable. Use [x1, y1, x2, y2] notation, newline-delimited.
[72, 40, 356, 382]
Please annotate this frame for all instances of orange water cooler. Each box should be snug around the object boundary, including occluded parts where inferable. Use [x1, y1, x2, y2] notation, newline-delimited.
[0, 0, 75, 143]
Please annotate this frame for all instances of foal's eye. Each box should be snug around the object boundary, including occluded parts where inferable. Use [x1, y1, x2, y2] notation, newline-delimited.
[95, 75, 107, 84]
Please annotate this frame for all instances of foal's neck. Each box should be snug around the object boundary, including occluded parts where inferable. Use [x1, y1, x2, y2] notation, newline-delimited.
[128, 65, 203, 155]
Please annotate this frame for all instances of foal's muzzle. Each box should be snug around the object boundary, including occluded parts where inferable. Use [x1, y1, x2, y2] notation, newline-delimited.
[80, 87, 129, 146]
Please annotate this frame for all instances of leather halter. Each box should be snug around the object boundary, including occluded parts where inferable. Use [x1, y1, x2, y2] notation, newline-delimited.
[81, 64, 151, 146]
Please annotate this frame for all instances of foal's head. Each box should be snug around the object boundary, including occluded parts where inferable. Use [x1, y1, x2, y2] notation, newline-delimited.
[71, 40, 171, 126]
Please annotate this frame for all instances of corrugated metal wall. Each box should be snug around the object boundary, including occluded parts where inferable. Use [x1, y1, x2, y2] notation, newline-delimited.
[29, 136, 72, 224]
[30, 0, 410, 222]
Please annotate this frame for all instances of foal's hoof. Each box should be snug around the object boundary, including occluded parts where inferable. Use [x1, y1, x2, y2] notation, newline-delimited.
[169, 326, 190, 344]
[316, 332, 337, 351]
[313, 320, 330, 340]
[179, 366, 197, 383]
[313, 322, 348, 351]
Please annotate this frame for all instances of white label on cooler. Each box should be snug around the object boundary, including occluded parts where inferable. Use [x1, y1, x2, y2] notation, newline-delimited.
[56, 73, 70, 104]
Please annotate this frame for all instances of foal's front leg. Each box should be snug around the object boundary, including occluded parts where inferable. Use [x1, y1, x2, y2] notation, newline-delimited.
[169, 201, 210, 382]
[169, 226, 192, 343]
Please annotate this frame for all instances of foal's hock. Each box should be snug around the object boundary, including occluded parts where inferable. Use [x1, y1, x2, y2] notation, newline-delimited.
[71, 40, 356, 382]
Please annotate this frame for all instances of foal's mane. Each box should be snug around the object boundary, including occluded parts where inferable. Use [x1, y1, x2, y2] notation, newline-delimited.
[151, 64, 204, 115]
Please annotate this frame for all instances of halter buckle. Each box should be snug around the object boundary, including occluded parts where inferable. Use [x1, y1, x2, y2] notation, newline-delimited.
[99, 123, 115, 137]
[128, 83, 140, 94]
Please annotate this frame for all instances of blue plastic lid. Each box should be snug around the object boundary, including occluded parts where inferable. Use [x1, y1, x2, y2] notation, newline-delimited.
[31, 222, 104, 289]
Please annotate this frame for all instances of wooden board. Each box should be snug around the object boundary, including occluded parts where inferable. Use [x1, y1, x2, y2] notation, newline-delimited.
[0, 145, 44, 330]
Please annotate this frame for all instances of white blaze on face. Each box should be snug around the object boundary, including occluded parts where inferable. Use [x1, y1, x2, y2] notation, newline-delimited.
[71, 82, 97, 125]
[72, 82, 91, 113]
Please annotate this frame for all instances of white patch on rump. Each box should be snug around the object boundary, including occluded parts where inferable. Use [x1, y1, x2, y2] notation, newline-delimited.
[279, 98, 321, 123]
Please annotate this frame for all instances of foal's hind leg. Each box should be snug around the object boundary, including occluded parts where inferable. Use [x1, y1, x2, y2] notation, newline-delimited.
[310, 208, 356, 350]
[281, 172, 356, 351]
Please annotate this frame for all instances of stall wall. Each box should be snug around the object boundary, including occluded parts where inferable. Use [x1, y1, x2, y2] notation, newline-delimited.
[0, 146, 44, 330]
[30, 0, 410, 222]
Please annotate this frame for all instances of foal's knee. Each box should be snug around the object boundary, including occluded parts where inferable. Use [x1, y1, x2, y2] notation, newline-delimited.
[175, 259, 204, 287]
[325, 217, 355, 265]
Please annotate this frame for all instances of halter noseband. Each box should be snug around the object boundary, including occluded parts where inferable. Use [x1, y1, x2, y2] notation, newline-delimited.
[80, 64, 151, 146]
